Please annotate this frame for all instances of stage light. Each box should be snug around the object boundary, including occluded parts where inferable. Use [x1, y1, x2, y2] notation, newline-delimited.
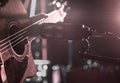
[82, 25, 85, 28]
[36, 71, 42, 77]
[87, 59, 92, 65]
[92, 62, 98, 67]
[25, 78, 31, 82]
[35, 51, 40, 58]
[43, 65, 48, 70]
[38, 65, 42, 71]
[52, 65, 60, 70]
[36, 77, 42, 82]
[83, 65, 88, 70]
[52, 65, 61, 83]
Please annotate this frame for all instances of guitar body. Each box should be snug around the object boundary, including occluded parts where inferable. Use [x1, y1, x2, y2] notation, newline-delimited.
[0, 0, 67, 82]
[0, 0, 36, 83]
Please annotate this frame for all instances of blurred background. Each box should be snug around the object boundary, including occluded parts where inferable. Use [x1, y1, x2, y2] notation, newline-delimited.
[21, 0, 120, 83]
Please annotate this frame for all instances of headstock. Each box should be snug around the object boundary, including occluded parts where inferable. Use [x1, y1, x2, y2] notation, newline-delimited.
[32, 0, 70, 24]
[57, 1, 68, 22]
[48, 0, 70, 22]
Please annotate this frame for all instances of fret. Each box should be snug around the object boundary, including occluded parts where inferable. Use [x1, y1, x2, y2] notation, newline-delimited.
[35, 3, 66, 25]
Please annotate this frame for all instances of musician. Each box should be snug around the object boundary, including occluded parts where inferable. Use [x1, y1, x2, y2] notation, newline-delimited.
[0, 0, 68, 82]
[0, 0, 37, 83]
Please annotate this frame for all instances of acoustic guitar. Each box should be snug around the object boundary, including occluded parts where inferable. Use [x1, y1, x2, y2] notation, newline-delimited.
[0, 0, 67, 83]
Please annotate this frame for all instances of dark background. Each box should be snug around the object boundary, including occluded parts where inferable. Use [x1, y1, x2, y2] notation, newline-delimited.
[66, 0, 120, 34]
[47, 0, 120, 66]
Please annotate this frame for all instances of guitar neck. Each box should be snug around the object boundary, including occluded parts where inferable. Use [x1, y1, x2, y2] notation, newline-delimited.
[44, 10, 63, 23]
[30, 3, 66, 25]
[30, 11, 62, 25]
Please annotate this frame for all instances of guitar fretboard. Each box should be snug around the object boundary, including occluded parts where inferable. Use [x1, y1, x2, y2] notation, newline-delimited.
[33, 7, 65, 26]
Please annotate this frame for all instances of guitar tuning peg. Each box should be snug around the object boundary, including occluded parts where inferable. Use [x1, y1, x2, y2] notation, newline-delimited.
[50, 0, 62, 5]
[49, 0, 64, 6]
[56, 0, 68, 8]
[51, 0, 57, 5]
[56, 2, 61, 7]
[48, 0, 57, 6]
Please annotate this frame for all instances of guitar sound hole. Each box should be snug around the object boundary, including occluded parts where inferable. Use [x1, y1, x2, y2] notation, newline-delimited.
[9, 25, 27, 55]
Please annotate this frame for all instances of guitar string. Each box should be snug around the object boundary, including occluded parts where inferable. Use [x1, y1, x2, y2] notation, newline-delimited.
[0, 9, 60, 46]
[1, 15, 62, 52]
[0, 9, 59, 44]
[0, 13, 58, 55]
[0, 32, 28, 53]
[0, 18, 45, 45]
[0, 15, 56, 54]
[0, 30, 27, 48]
[0, 10, 59, 49]
[0, 17, 48, 50]
[0, 20, 42, 54]
[1, 20, 50, 55]
[0, 18, 44, 44]
[1, 37, 28, 55]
